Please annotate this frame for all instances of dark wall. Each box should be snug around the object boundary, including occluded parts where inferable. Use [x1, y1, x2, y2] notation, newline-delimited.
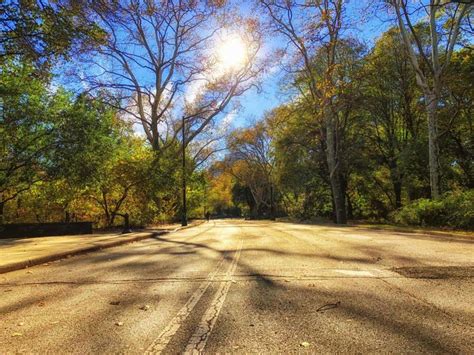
[0, 222, 93, 238]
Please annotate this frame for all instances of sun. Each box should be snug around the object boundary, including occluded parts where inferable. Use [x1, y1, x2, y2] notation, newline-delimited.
[215, 34, 247, 72]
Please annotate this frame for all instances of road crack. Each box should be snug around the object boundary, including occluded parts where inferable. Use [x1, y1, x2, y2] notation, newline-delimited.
[183, 239, 243, 354]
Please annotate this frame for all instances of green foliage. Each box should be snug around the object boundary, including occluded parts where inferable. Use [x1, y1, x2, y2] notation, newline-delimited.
[282, 191, 333, 221]
[187, 171, 207, 219]
[144, 145, 182, 223]
[0, 0, 105, 71]
[391, 190, 474, 229]
[0, 60, 59, 207]
[440, 49, 474, 190]
[0, 60, 123, 217]
[50, 93, 121, 184]
[88, 135, 151, 227]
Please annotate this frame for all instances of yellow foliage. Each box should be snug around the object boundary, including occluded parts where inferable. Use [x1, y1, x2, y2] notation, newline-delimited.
[207, 171, 234, 212]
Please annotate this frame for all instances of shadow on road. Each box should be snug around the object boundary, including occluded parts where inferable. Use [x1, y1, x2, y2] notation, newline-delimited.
[1, 220, 472, 352]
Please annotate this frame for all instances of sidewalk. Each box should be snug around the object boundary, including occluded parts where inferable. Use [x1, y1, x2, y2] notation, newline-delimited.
[0, 222, 201, 274]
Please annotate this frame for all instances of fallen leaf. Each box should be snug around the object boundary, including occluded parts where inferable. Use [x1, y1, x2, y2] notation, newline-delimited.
[115, 321, 124, 326]
[300, 341, 310, 348]
[17, 322, 24, 326]
[26, 271, 33, 274]
[139, 305, 150, 311]
[11, 332, 22, 337]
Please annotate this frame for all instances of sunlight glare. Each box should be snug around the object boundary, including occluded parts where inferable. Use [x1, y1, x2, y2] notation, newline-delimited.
[216, 34, 247, 72]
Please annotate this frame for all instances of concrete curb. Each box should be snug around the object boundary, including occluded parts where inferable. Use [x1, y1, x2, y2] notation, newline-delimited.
[0, 221, 204, 275]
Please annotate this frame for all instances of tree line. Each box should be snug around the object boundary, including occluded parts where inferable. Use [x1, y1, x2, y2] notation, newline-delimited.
[208, 1, 473, 229]
[1, 1, 472, 229]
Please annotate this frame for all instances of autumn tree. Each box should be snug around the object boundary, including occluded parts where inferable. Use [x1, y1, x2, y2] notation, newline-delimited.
[89, 137, 152, 226]
[206, 163, 236, 216]
[259, 0, 350, 223]
[83, 0, 263, 155]
[226, 121, 276, 219]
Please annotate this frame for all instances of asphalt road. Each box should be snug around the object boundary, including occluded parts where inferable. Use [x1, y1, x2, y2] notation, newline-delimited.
[1, 219, 473, 354]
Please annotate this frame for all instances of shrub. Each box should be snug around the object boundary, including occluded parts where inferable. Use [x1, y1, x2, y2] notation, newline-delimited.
[391, 190, 474, 229]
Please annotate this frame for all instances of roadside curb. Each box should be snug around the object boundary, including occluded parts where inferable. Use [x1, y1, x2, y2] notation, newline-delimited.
[0, 221, 204, 275]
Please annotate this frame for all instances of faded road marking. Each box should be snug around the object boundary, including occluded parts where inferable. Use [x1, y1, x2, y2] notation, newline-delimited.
[144, 255, 227, 354]
[184, 240, 243, 354]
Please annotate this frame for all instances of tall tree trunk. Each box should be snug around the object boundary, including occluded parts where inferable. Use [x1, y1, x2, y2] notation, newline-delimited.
[425, 91, 441, 199]
[325, 116, 347, 224]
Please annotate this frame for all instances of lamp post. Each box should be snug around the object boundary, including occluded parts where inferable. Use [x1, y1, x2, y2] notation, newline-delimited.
[270, 182, 275, 221]
[181, 115, 188, 226]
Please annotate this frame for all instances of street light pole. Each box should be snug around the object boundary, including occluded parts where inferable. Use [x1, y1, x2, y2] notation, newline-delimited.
[181, 115, 188, 226]
[270, 182, 275, 221]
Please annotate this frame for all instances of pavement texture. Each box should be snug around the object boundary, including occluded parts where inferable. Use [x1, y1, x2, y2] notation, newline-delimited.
[0, 222, 199, 274]
[0, 219, 472, 354]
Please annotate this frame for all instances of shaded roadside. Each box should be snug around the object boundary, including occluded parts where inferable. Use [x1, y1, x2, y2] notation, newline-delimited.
[276, 217, 473, 241]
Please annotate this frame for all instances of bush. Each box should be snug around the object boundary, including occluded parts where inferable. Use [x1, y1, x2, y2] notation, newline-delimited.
[391, 190, 474, 229]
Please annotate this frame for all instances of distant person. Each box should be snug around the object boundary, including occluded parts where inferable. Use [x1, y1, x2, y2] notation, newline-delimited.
[205, 211, 211, 222]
